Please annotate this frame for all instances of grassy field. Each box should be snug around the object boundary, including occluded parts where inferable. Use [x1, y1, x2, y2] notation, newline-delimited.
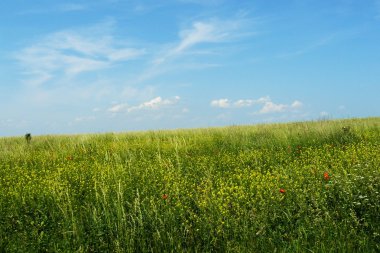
[0, 118, 379, 252]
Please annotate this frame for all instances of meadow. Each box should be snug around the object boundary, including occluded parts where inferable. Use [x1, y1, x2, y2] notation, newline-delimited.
[0, 117, 379, 252]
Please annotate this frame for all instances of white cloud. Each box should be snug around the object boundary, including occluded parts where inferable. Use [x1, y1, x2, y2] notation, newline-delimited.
[211, 96, 303, 114]
[108, 96, 180, 113]
[259, 101, 288, 114]
[108, 103, 129, 113]
[234, 96, 270, 108]
[256, 96, 271, 103]
[15, 22, 145, 86]
[211, 98, 230, 108]
[234, 99, 254, 108]
[291, 100, 303, 109]
[128, 96, 180, 112]
[211, 96, 270, 108]
[259, 100, 303, 114]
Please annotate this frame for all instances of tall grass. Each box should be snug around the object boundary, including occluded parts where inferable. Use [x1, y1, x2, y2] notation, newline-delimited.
[0, 117, 379, 252]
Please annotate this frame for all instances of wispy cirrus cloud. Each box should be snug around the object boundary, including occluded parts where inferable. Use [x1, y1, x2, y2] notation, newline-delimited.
[108, 96, 180, 113]
[163, 18, 249, 62]
[175, 21, 228, 53]
[18, 3, 87, 15]
[211, 96, 303, 114]
[177, 0, 224, 5]
[58, 3, 87, 12]
[277, 36, 334, 59]
[138, 16, 252, 82]
[15, 22, 145, 86]
[375, 0, 380, 19]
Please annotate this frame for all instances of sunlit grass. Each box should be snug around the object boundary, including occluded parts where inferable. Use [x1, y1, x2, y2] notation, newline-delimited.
[0, 117, 379, 252]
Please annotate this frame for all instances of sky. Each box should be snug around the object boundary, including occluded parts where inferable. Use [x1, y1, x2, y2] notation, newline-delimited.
[0, 0, 379, 137]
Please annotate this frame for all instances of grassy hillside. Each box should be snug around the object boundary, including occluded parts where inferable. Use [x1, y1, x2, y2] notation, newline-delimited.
[0, 118, 379, 252]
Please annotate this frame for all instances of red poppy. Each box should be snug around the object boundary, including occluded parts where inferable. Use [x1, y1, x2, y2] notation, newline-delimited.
[323, 172, 330, 181]
[162, 194, 168, 200]
[279, 188, 286, 194]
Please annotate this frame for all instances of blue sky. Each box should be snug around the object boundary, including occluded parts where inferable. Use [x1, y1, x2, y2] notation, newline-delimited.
[1, 0, 379, 136]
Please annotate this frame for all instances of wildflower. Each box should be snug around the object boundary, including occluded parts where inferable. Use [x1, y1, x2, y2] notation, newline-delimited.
[297, 145, 302, 154]
[323, 172, 330, 181]
[279, 188, 286, 194]
[162, 194, 168, 200]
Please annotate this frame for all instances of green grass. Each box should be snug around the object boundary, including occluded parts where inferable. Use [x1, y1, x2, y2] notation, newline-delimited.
[0, 117, 379, 252]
